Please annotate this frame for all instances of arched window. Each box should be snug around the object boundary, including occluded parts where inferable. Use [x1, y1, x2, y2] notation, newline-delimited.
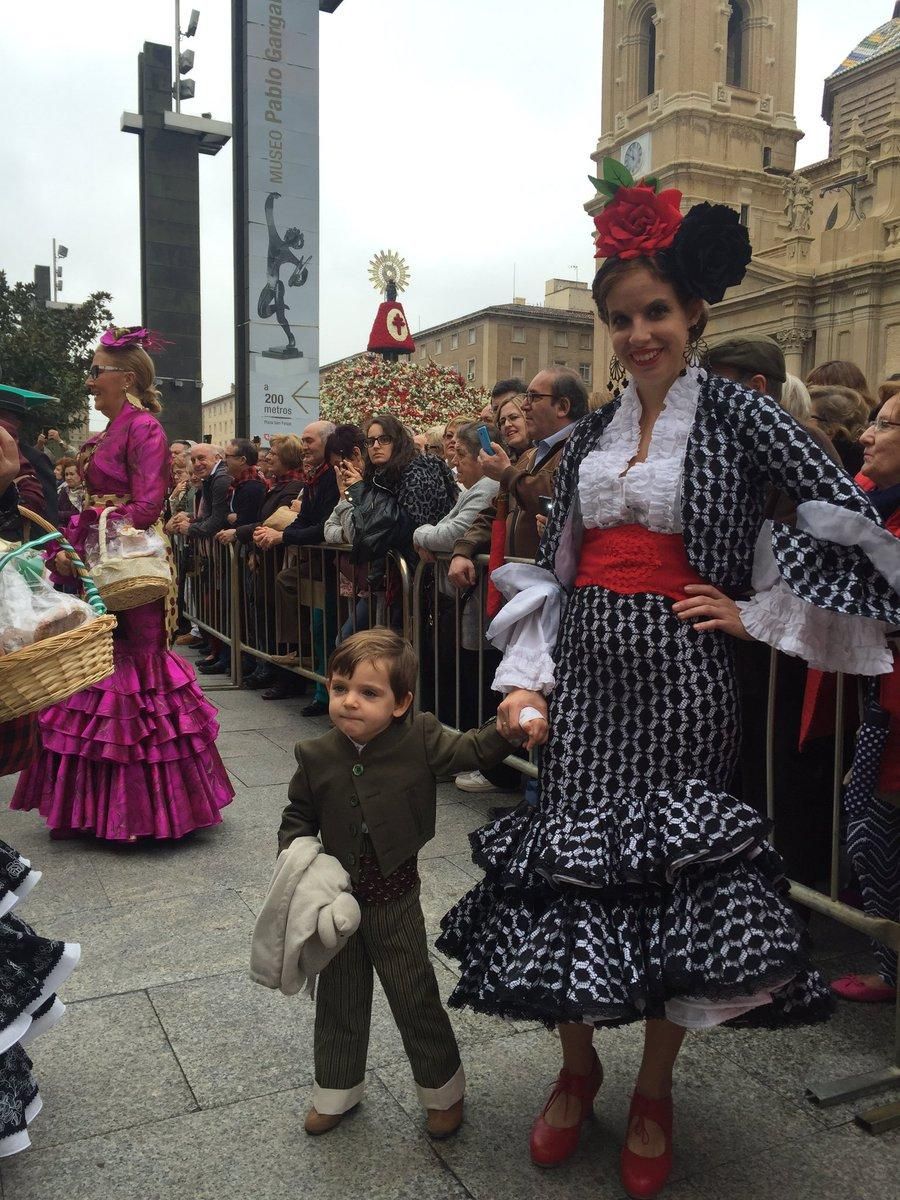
[726, 1, 747, 88]
[641, 7, 657, 97]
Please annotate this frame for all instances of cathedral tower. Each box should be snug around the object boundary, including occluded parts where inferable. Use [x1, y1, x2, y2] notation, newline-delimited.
[590, 1, 801, 256]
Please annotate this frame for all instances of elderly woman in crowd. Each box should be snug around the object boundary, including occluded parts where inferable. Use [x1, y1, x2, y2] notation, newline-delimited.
[55, 457, 84, 524]
[423, 425, 446, 458]
[338, 412, 457, 630]
[443, 416, 471, 472]
[808, 384, 871, 475]
[496, 395, 531, 462]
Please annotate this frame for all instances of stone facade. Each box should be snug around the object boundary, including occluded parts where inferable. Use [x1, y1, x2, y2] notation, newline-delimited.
[588, 2, 900, 391]
[202, 388, 236, 446]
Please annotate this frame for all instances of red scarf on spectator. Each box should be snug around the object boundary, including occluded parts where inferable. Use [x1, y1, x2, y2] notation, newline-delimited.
[304, 461, 330, 489]
[273, 469, 305, 483]
[228, 465, 263, 497]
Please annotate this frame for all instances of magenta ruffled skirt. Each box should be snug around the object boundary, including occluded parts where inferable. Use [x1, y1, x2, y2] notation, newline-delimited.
[11, 601, 234, 841]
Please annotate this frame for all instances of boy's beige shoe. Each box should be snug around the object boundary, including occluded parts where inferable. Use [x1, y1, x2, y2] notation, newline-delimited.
[304, 1106, 344, 1135]
[426, 1098, 464, 1139]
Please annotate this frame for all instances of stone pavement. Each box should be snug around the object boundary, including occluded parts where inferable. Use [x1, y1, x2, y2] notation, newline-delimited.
[1, 680, 898, 1200]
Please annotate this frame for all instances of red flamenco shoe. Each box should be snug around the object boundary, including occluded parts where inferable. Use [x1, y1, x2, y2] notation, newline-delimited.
[620, 1091, 673, 1200]
[830, 973, 896, 1004]
[529, 1051, 602, 1167]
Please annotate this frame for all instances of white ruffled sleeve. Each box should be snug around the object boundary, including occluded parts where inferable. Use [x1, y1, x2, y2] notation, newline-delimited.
[736, 521, 893, 675]
[486, 562, 563, 695]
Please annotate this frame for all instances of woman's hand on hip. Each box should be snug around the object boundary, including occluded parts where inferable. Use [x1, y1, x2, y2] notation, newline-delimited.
[497, 688, 549, 750]
[672, 584, 751, 639]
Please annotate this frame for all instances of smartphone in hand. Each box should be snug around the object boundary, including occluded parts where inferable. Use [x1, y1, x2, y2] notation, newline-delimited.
[476, 424, 496, 455]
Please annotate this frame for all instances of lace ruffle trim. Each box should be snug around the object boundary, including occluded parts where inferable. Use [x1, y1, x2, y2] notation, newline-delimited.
[738, 579, 892, 674]
[491, 645, 556, 695]
[577, 368, 702, 534]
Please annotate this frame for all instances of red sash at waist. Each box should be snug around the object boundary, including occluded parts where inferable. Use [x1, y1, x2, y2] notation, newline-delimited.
[575, 524, 707, 601]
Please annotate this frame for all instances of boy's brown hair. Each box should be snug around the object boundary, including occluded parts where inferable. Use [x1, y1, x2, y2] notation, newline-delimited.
[327, 629, 418, 704]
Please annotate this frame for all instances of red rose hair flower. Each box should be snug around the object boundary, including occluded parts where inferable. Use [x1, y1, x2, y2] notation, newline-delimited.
[593, 184, 684, 260]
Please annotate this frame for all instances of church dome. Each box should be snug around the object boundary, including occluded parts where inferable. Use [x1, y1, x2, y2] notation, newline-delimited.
[829, 5, 900, 77]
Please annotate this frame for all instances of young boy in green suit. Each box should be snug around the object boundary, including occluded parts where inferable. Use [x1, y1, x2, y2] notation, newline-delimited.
[279, 628, 523, 1139]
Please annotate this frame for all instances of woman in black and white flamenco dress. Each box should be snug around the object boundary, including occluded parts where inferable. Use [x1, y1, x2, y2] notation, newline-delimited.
[436, 174, 900, 1199]
[0, 839, 79, 1156]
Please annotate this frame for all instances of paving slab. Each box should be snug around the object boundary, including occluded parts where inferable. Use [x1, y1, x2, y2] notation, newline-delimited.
[258, 724, 312, 753]
[38, 890, 255, 1002]
[420, 803, 488, 860]
[683, 1121, 900, 1200]
[378, 1019, 823, 1200]
[211, 729, 278, 758]
[91, 819, 274, 907]
[711, 958, 900, 1128]
[6, 855, 111, 924]
[25, 992, 196, 1150]
[0, 1077, 471, 1200]
[215, 705, 310, 734]
[148, 949, 520, 1112]
[223, 750, 300, 787]
[444, 851, 483, 882]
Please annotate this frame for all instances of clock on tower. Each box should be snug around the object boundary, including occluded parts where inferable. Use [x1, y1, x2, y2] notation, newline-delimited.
[620, 133, 652, 178]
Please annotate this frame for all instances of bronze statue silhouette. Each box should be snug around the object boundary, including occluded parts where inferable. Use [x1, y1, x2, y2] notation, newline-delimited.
[257, 192, 312, 358]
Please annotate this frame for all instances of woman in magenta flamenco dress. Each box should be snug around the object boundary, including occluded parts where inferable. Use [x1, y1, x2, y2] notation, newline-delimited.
[11, 327, 234, 840]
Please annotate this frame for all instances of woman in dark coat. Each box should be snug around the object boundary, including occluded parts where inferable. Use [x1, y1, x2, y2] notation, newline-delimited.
[339, 413, 458, 630]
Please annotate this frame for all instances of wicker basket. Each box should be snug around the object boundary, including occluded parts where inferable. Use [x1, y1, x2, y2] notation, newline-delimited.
[0, 507, 117, 721]
[90, 507, 171, 612]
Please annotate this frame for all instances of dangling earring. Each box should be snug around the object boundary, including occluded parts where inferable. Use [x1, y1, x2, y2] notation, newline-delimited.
[608, 354, 627, 398]
[684, 326, 708, 369]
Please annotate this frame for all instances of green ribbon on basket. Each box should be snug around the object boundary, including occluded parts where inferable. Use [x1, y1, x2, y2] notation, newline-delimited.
[0, 530, 108, 615]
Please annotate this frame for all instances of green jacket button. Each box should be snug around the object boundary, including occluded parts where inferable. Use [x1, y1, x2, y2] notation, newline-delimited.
[352, 763, 363, 777]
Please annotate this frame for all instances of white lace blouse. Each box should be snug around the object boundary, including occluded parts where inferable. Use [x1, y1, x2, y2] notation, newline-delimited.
[489, 370, 892, 694]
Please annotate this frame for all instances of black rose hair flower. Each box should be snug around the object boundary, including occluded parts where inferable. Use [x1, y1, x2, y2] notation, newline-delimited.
[659, 203, 752, 304]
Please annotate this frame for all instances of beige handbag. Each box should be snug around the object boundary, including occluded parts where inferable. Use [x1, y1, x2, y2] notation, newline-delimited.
[263, 505, 299, 531]
[90, 507, 172, 612]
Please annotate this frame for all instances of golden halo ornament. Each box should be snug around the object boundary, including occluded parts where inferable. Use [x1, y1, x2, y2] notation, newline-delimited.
[368, 250, 411, 297]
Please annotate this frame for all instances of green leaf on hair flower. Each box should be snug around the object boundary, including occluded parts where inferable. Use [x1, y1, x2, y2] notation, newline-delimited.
[643, 176, 660, 192]
[588, 175, 619, 198]
[602, 157, 635, 188]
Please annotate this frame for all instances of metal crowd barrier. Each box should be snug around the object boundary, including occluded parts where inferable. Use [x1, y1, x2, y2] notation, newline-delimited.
[179, 535, 412, 691]
[178, 535, 897, 1127]
[765, 651, 900, 1132]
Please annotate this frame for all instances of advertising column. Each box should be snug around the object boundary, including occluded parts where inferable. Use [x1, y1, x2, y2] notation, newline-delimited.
[240, 0, 320, 438]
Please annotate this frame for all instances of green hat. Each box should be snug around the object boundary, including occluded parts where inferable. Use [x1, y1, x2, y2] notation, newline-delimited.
[706, 334, 786, 384]
[0, 383, 58, 415]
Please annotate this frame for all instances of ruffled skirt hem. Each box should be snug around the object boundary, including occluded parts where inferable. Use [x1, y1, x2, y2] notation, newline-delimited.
[437, 784, 834, 1032]
[10, 649, 234, 840]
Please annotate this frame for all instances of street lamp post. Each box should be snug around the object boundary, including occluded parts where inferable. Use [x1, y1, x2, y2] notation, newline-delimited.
[52, 239, 68, 301]
[173, 3, 200, 113]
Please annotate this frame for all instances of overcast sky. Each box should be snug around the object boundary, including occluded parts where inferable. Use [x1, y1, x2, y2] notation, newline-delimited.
[0, 0, 891, 414]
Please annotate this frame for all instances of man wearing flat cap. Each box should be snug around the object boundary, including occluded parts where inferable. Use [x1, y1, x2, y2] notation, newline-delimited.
[706, 333, 787, 402]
